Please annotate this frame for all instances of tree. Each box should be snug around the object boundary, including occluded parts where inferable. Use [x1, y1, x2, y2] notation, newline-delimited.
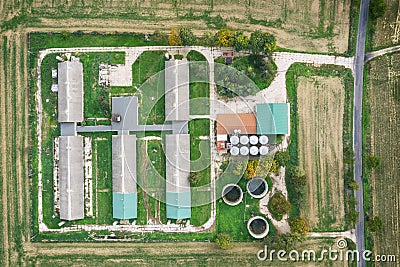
[215, 233, 233, 249]
[346, 211, 359, 228]
[367, 216, 384, 232]
[233, 30, 249, 52]
[288, 166, 307, 187]
[244, 160, 258, 179]
[216, 28, 235, 47]
[289, 217, 309, 235]
[366, 155, 380, 169]
[274, 151, 290, 167]
[179, 26, 196, 46]
[188, 172, 201, 185]
[249, 30, 276, 54]
[369, 0, 387, 21]
[249, 30, 265, 53]
[268, 192, 291, 220]
[265, 233, 304, 251]
[348, 181, 359, 191]
[202, 31, 217, 47]
[168, 28, 182, 46]
[262, 32, 277, 54]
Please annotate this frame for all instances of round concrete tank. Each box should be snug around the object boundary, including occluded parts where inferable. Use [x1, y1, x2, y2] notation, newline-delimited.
[222, 184, 243, 206]
[247, 216, 269, 238]
[246, 177, 268, 198]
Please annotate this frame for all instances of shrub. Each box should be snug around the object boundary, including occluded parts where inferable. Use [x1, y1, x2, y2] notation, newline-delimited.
[268, 192, 290, 220]
[289, 217, 309, 235]
[215, 233, 233, 249]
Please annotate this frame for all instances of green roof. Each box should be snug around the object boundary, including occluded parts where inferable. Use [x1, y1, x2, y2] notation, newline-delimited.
[256, 103, 290, 135]
[166, 192, 191, 219]
[113, 193, 137, 219]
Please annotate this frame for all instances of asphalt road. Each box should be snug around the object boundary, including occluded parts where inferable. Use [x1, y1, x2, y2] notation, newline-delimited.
[353, 0, 370, 266]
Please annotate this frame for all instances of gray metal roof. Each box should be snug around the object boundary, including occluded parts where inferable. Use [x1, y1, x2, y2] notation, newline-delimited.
[165, 60, 190, 121]
[59, 136, 84, 221]
[112, 135, 137, 193]
[165, 134, 191, 193]
[58, 61, 84, 122]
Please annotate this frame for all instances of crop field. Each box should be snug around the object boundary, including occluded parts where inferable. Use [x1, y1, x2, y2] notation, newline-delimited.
[297, 75, 345, 231]
[365, 53, 400, 265]
[371, 0, 400, 49]
[0, 31, 30, 266]
[286, 64, 354, 232]
[1, 0, 351, 53]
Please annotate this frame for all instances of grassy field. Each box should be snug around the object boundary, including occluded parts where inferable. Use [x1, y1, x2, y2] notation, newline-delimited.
[0, 31, 30, 266]
[364, 53, 400, 266]
[4, 0, 350, 53]
[286, 64, 354, 232]
[297, 75, 346, 231]
[132, 51, 167, 125]
[369, 0, 400, 50]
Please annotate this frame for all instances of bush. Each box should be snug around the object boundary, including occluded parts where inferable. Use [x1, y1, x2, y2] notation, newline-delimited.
[188, 172, 201, 185]
[274, 151, 290, 167]
[215, 233, 233, 249]
[369, 0, 387, 21]
[289, 217, 309, 235]
[366, 155, 380, 169]
[367, 216, 383, 232]
[179, 26, 196, 46]
[268, 192, 290, 221]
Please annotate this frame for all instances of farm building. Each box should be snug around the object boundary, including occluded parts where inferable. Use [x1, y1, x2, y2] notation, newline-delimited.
[165, 59, 190, 121]
[58, 136, 84, 221]
[112, 135, 137, 219]
[216, 113, 257, 135]
[256, 103, 290, 135]
[57, 61, 84, 122]
[165, 134, 191, 219]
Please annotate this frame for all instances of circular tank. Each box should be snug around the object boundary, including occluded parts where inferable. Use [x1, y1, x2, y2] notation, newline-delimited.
[222, 184, 243, 206]
[259, 135, 269, 145]
[240, 135, 249, 145]
[259, 146, 269, 156]
[249, 135, 259, 145]
[240, 146, 249, 155]
[247, 177, 268, 198]
[230, 135, 239, 145]
[247, 216, 269, 238]
[250, 146, 259, 155]
[230, 146, 239, 156]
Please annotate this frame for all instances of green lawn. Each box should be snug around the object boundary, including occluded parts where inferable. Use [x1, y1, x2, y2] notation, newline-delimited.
[132, 51, 167, 125]
[29, 32, 168, 50]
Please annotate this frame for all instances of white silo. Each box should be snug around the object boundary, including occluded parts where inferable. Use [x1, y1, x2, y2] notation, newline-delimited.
[240, 135, 249, 145]
[250, 135, 258, 145]
[259, 135, 269, 145]
[240, 146, 249, 155]
[230, 146, 239, 156]
[250, 146, 259, 155]
[230, 135, 239, 145]
[259, 146, 269, 156]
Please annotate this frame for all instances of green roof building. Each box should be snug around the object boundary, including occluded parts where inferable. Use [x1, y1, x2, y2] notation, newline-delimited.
[256, 103, 290, 135]
[112, 193, 137, 219]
